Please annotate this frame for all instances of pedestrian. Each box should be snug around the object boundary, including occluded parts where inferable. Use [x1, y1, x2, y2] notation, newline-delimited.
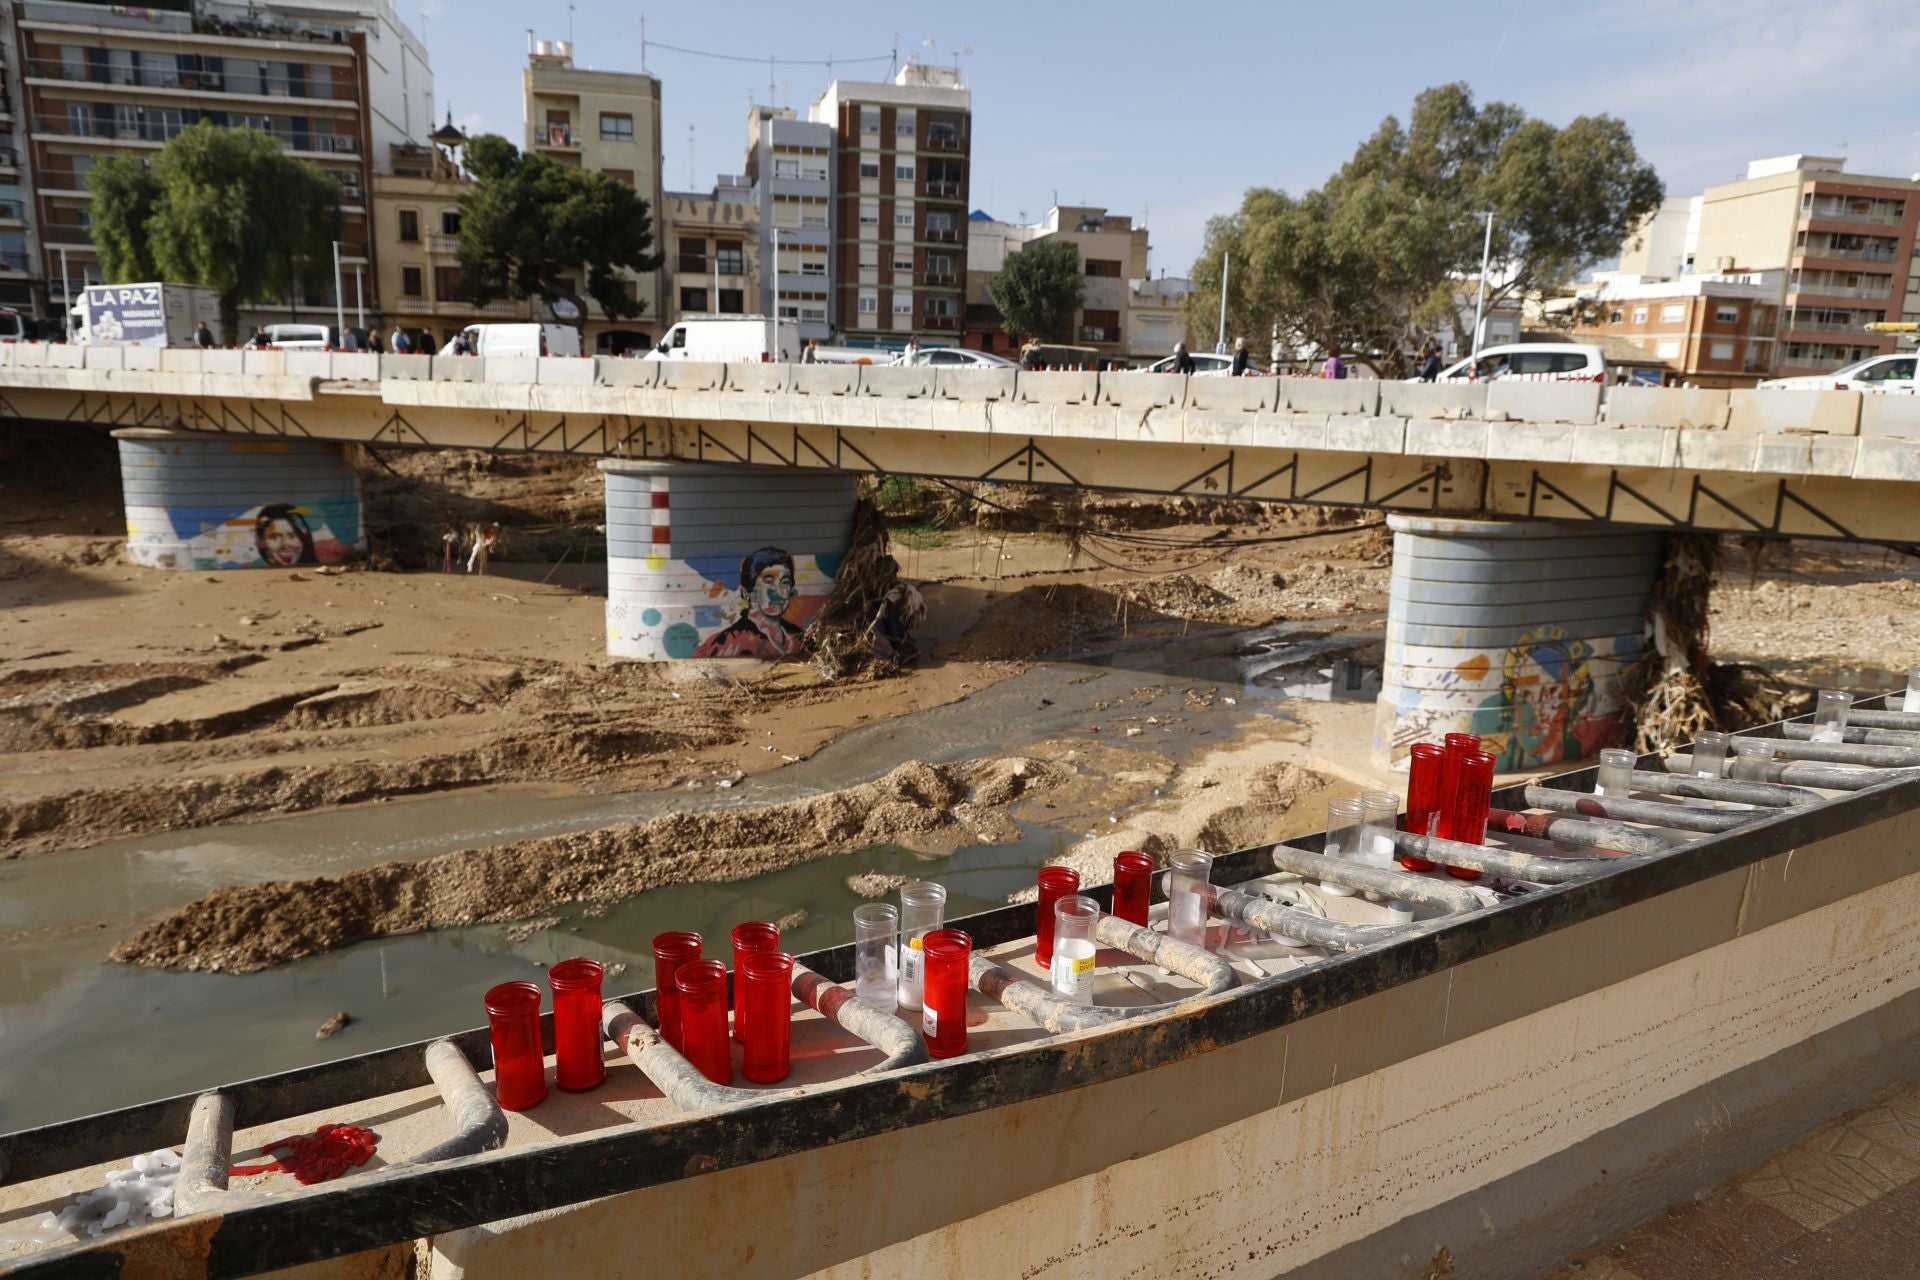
[368, 326, 385, 354]
[248, 326, 270, 349]
[194, 322, 214, 350]
[900, 337, 919, 366]
[1322, 350, 1346, 380]
[802, 339, 818, 364]
[339, 327, 360, 352]
[392, 329, 413, 355]
[1170, 340, 1195, 376]
[1230, 336, 1251, 377]
[1420, 347, 1441, 381]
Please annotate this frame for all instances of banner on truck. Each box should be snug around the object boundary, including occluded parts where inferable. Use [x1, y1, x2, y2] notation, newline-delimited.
[83, 284, 168, 347]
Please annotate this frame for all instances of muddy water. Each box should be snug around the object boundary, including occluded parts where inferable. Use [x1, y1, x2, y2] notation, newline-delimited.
[0, 622, 1379, 1132]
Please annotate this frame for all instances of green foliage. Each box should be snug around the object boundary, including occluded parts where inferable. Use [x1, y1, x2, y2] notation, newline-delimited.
[1185, 84, 1663, 374]
[457, 135, 665, 330]
[989, 239, 1085, 344]
[869, 474, 930, 513]
[86, 123, 340, 337]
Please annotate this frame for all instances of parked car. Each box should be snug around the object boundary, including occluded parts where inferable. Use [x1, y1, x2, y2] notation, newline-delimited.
[907, 348, 1017, 369]
[440, 323, 582, 359]
[1425, 342, 1607, 383]
[0, 306, 25, 343]
[1140, 351, 1271, 377]
[643, 315, 794, 363]
[263, 323, 332, 350]
[1759, 353, 1916, 392]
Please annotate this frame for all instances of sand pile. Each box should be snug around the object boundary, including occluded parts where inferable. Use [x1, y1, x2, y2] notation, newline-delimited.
[114, 756, 1058, 973]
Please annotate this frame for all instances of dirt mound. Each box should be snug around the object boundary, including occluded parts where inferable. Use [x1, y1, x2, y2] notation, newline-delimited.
[113, 758, 1052, 973]
[952, 584, 1165, 660]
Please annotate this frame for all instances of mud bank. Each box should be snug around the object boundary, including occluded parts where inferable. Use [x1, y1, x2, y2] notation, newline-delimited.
[114, 756, 1059, 973]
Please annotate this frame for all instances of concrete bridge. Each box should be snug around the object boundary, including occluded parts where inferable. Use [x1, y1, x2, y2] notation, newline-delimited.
[6, 344, 1916, 771]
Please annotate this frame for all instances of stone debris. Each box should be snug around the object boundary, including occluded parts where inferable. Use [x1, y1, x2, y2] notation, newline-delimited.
[314, 1011, 352, 1039]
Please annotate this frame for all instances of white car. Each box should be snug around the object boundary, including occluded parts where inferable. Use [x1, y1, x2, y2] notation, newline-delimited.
[1759, 353, 1916, 393]
[1426, 342, 1607, 383]
[907, 348, 1018, 369]
[1142, 352, 1268, 377]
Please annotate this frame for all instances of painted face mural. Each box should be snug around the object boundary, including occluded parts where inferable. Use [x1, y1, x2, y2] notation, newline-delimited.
[1483, 627, 1614, 770]
[749, 561, 795, 619]
[691, 548, 810, 659]
[124, 498, 358, 571]
[255, 505, 316, 567]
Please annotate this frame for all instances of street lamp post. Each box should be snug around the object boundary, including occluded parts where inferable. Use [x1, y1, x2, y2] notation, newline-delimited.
[770, 227, 781, 361]
[1469, 211, 1494, 362]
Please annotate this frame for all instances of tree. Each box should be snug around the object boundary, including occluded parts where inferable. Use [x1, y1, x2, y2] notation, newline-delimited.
[87, 123, 340, 338]
[457, 134, 665, 338]
[1185, 84, 1663, 374]
[989, 239, 1084, 344]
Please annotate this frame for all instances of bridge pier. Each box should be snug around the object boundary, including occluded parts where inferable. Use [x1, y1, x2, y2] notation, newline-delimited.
[112, 428, 367, 571]
[1374, 516, 1661, 771]
[598, 460, 858, 661]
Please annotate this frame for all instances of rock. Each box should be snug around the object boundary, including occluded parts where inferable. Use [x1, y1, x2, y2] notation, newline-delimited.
[315, 1011, 351, 1039]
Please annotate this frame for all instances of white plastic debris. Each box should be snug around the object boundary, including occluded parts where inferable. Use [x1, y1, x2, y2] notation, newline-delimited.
[8, 1149, 182, 1245]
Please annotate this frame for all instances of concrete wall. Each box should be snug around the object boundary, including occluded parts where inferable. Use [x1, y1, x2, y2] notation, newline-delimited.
[600, 461, 857, 660]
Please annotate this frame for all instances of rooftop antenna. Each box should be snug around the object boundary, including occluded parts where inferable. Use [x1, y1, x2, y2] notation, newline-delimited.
[567, 3, 574, 46]
[769, 56, 776, 104]
[687, 124, 695, 190]
[639, 13, 648, 73]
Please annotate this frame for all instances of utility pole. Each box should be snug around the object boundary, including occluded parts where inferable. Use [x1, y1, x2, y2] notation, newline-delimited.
[1216, 250, 1230, 353]
[1470, 211, 1494, 362]
[771, 227, 780, 360]
[331, 240, 345, 345]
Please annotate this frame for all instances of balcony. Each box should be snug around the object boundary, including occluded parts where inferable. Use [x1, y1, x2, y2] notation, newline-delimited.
[0, 148, 20, 168]
[0, 199, 25, 222]
[1079, 325, 1119, 344]
[926, 132, 961, 151]
[921, 270, 955, 286]
[427, 233, 460, 254]
[536, 123, 578, 150]
[1789, 281, 1892, 300]
[22, 57, 359, 103]
[0, 250, 29, 272]
[32, 112, 360, 154]
[1799, 243, 1898, 262]
[1782, 317, 1884, 334]
[925, 227, 957, 243]
[922, 313, 957, 330]
[1802, 205, 1906, 228]
[923, 179, 960, 199]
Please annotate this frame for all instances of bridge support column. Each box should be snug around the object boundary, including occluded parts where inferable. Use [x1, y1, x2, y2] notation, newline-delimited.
[1374, 516, 1661, 771]
[112, 428, 367, 571]
[598, 460, 858, 661]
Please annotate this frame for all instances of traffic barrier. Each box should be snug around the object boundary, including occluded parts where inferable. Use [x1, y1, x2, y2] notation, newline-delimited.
[45, 343, 84, 369]
[656, 360, 727, 393]
[159, 348, 203, 374]
[1379, 381, 1485, 420]
[596, 358, 659, 388]
[82, 346, 126, 371]
[535, 356, 596, 386]
[1727, 388, 1861, 436]
[934, 367, 1015, 401]
[329, 352, 380, 381]
[1862, 395, 1920, 441]
[431, 355, 488, 382]
[857, 366, 935, 399]
[202, 349, 244, 376]
[1184, 376, 1280, 413]
[791, 363, 860, 397]
[1097, 370, 1185, 410]
[721, 362, 792, 394]
[123, 345, 164, 372]
[1603, 385, 1729, 429]
[242, 349, 286, 377]
[1014, 369, 1097, 405]
[380, 354, 434, 381]
[1485, 380, 1601, 425]
[485, 356, 538, 385]
[1281, 375, 1379, 416]
[283, 350, 332, 379]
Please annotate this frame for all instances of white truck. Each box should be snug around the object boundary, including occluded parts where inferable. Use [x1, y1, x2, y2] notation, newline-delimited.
[69, 283, 221, 347]
[645, 314, 798, 362]
[437, 323, 582, 359]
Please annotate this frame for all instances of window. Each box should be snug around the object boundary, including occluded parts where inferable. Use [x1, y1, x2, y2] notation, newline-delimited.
[678, 236, 707, 273]
[858, 245, 880, 270]
[602, 168, 635, 185]
[893, 255, 915, 272]
[800, 259, 826, 277]
[927, 122, 958, 149]
[715, 240, 744, 275]
[1715, 304, 1739, 323]
[895, 211, 914, 228]
[1709, 340, 1735, 360]
[803, 162, 828, 181]
[858, 293, 878, 313]
[859, 202, 880, 226]
[859, 160, 880, 179]
[926, 254, 953, 280]
[441, 210, 462, 235]
[1608, 308, 1624, 324]
[599, 113, 633, 142]
[718, 288, 744, 314]
[773, 158, 800, 179]
[1631, 306, 1647, 324]
[401, 266, 423, 297]
[1660, 304, 1685, 323]
[398, 209, 418, 242]
[895, 163, 914, 180]
[433, 265, 470, 300]
[1085, 259, 1122, 278]
[1656, 340, 1682, 358]
[860, 109, 880, 134]
[892, 295, 912, 315]
[895, 110, 915, 137]
[680, 287, 708, 312]
[926, 298, 956, 318]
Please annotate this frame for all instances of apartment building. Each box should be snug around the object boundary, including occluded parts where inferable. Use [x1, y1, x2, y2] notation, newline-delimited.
[741, 105, 833, 343]
[961, 206, 1161, 357]
[0, 4, 35, 312]
[522, 37, 664, 348]
[1127, 275, 1192, 360]
[1620, 155, 1920, 377]
[660, 175, 759, 333]
[1574, 272, 1782, 388]
[11, 0, 430, 326]
[811, 62, 969, 349]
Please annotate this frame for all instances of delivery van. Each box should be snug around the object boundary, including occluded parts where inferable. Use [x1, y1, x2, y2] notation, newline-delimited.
[69, 283, 221, 347]
[645, 315, 797, 362]
[439, 323, 582, 359]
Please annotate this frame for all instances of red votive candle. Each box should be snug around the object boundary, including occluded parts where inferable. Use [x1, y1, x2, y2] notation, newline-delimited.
[921, 928, 973, 1060]
[1034, 866, 1082, 969]
[1111, 851, 1154, 928]
[1446, 749, 1497, 879]
[547, 958, 606, 1092]
[730, 921, 780, 1043]
[1437, 732, 1481, 843]
[675, 958, 733, 1085]
[483, 980, 547, 1112]
[1400, 742, 1446, 871]
[740, 950, 795, 1084]
[651, 931, 703, 1053]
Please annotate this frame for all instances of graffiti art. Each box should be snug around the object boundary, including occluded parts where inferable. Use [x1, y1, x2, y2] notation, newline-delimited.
[124, 497, 363, 571]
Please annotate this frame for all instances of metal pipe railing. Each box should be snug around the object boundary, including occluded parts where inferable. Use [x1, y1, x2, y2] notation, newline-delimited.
[1779, 722, 1920, 748]
[1487, 807, 1677, 854]
[1663, 753, 1916, 791]
[602, 1001, 760, 1112]
[1835, 709, 1920, 731]
[1519, 787, 1757, 834]
[969, 916, 1234, 1035]
[790, 961, 927, 1074]
[173, 1092, 234, 1218]
[1381, 830, 1635, 883]
[1264, 845, 1483, 913]
[407, 1040, 508, 1166]
[1745, 738, 1920, 768]
[1626, 770, 1823, 807]
[1211, 885, 1406, 952]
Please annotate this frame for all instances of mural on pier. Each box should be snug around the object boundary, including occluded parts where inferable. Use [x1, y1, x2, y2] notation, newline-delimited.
[605, 548, 843, 661]
[124, 497, 363, 571]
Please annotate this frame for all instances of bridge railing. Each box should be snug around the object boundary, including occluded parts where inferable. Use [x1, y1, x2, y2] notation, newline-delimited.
[1, 342, 1916, 442]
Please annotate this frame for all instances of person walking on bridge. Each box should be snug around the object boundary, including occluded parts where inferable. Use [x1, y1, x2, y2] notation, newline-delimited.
[1230, 336, 1251, 376]
[1171, 341, 1195, 376]
[195, 322, 215, 350]
[1322, 350, 1347, 380]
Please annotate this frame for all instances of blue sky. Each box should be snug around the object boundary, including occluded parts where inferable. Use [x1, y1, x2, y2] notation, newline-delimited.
[400, 0, 1920, 277]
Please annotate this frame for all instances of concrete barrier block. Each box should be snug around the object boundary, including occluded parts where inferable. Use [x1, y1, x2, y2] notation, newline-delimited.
[1098, 370, 1184, 410]
[1180, 410, 1256, 447]
[857, 366, 935, 399]
[1862, 395, 1920, 440]
[988, 403, 1054, 438]
[45, 343, 85, 368]
[1604, 385, 1730, 429]
[1331, 417, 1407, 454]
[1485, 381, 1602, 425]
[10, 343, 48, 366]
[123, 345, 164, 371]
[596, 357, 659, 387]
[1676, 429, 1757, 471]
[82, 346, 125, 371]
[723, 363, 792, 394]
[791, 364, 859, 397]
[487, 356, 538, 385]
[202, 349, 243, 375]
[1854, 437, 1920, 482]
[1728, 389, 1861, 436]
[329, 352, 380, 381]
[1753, 434, 1859, 477]
[1245, 413, 1330, 451]
[535, 356, 595, 386]
[431, 355, 487, 382]
[242, 349, 285, 376]
[1570, 424, 1677, 470]
[1051, 404, 1120, 439]
[1282, 376, 1379, 416]
[0, 343, 15, 366]
[1015, 370, 1096, 405]
[935, 367, 1014, 401]
[1185, 376, 1279, 413]
[380, 353, 433, 381]
[283, 350, 332, 378]
[656, 360, 726, 393]
[158, 347, 203, 373]
[1485, 422, 1576, 462]
[1379, 381, 1485, 420]
[1405, 418, 1488, 458]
